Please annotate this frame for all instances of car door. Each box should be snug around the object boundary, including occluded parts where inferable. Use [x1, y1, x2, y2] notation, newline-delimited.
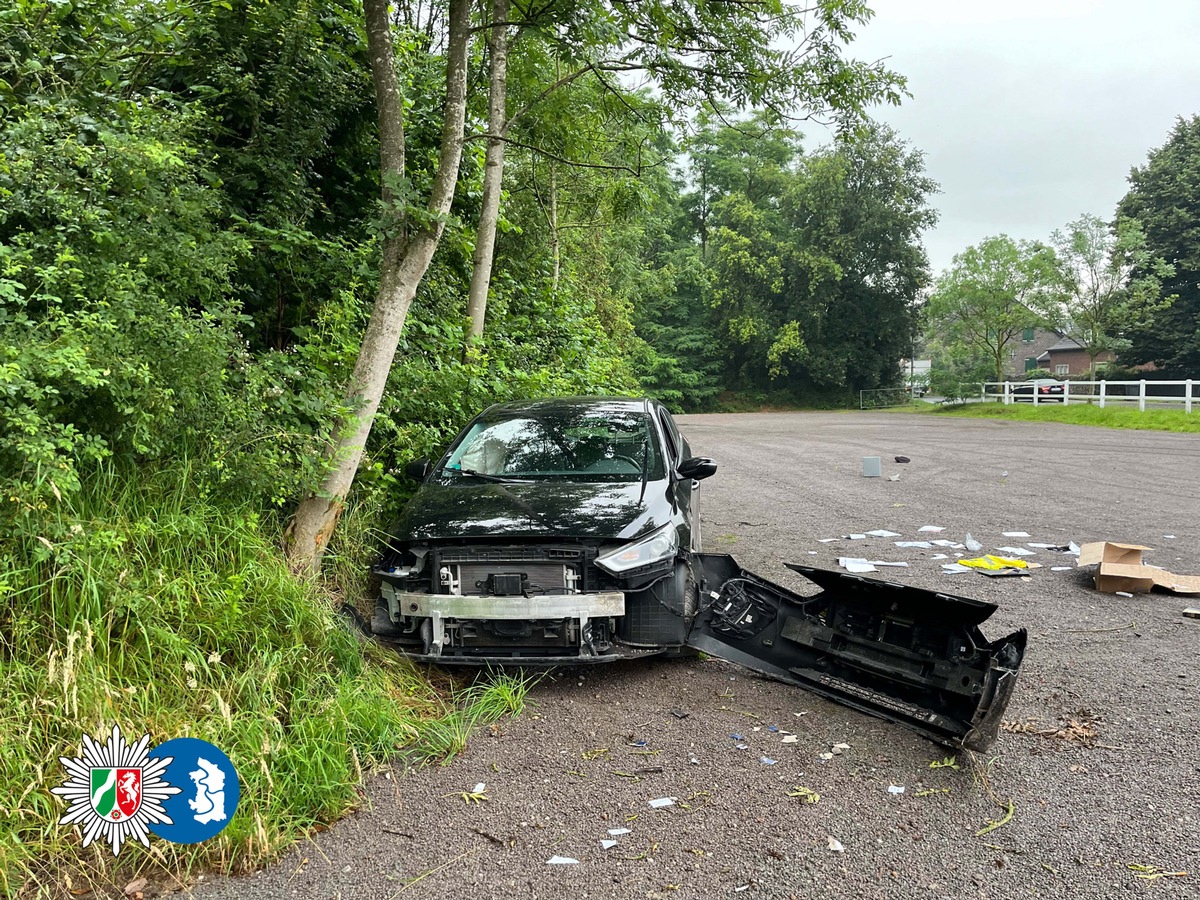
[656, 407, 699, 552]
[685, 555, 1027, 751]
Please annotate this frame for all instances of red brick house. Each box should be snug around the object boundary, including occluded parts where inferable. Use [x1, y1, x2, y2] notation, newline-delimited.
[1036, 335, 1115, 376]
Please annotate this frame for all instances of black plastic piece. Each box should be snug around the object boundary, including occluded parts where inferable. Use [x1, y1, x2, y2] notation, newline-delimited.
[687, 555, 1027, 751]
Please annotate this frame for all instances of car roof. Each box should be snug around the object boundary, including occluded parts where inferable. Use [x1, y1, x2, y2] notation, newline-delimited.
[479, 396, 658, 417]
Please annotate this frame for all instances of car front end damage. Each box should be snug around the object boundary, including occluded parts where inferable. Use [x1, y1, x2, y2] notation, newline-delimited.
[371, 529, 693, 663]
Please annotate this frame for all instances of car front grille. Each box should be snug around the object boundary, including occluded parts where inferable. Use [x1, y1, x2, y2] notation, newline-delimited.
[433, 545, 596, 596]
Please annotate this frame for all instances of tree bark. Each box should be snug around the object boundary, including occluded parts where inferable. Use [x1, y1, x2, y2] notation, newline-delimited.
[286, 0, 472, 576]
[464, 0, 510, 347]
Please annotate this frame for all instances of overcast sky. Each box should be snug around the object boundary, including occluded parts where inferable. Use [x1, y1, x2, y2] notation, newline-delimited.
[829, 0, 1200, 275]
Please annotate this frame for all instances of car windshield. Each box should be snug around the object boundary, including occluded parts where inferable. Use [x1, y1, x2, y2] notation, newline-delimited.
[441, 410, 665, 482]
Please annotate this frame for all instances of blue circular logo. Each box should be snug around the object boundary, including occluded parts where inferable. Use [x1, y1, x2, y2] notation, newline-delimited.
[146, 738, 239, 844]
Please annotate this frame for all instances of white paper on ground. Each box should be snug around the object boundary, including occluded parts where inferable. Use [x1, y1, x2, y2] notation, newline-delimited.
[1067, 542, 1081, 555]
[887, 785, 905, 794]
[918, 525, 945, 532]
[895, 541, 933, 548]
[865, 529, 902, 537]
[838, 557, 877, 573]
[1027, 542, 1057, 548]
[964, 534, 983, 552]
[930, 540, 964, 548]
[827, 837, 845, 852]
[930, 553, 948, 560]
[607, 828, 632, 836]
[1002, 531, 1031, 537]
[869, 560, 909, 567]
[846, 534, 867, 540]
[547, 856, 579, 865]
[942, 564, 972, 574]
[600, 840, 617, 850]
[996, 546, 1035, 556]
[1051, 566, 1072, 571]
[648, 797, 676, 808]
[817, 538, 839, 543]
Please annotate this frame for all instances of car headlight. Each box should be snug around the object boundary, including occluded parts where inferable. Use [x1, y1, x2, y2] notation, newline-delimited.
[595, 525, 679, 575]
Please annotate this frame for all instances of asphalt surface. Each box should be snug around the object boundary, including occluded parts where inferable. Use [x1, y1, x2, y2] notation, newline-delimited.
[193, 411, 1200, 900]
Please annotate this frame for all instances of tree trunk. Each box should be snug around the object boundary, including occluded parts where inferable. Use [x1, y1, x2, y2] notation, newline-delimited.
[464, 0, 510, 347]
[286, 0, 472, 576]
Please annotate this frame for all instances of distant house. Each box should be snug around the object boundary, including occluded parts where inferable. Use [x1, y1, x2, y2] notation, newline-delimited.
[1036, 335, 1115, 376]
[1005, 328, 1062, 379]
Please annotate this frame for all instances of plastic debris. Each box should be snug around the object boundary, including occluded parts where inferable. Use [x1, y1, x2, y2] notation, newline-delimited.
[648, 797, 676, 809]
[931, 553, 948, 560]
[865, 529, 901, 537]
[995, 546, 1035, 556]
[887, 473, 900, 481]
[819, 752, 834, 760]
[689, 755, 700, 765]
[838, 558, 877, 574]
[734, 886, 750, 893]
[888, 784, 906, 794]
[1183, 608, 1200, 619]
[918, 525, 945, 532]
[768, 725, 780, 732]
[600, 840, 618, 850]
[608, 828, 632, 836]
[1164, 534, 1177, 539]
[1116, 591, 1134, 598]
[959, 555, 1028, 570]
[735, 743, 749, 750]
[931, 539, 964, 548]
[547, 856, 579, 865]
[846, 533, 867, 540]
[782, 735, 798, 744]
[964, 533, 984, 552]
[827, 837, 845, 852]
[895, 456, 911, 463]
[1051, 566, 1072, 572]
[895, 540, 932, 548]
[760, 757, 777, 766]
[1002, 531, 1031, 537]
[787, 786, 820, 803]
[671, 708, 690, 720]
[941, 564, 972, 574]
[730, 733, 745, 741]
[832, 742, 851, 752]
[1067, 542, 1081, 555]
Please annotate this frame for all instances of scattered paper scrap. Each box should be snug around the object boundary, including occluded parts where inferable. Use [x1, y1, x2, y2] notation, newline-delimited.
[819, 752, 834, 760]
[1116, 591, 1133, 598]
[760, 757, 777, 766]
[781, 735, 798, 744]
[600, 840, 617, 850]
[473, 782, 486, 793]
[964, 533, 983, 552]
[838, 558, 877, 574]
[895, 541, 933, 548]
[995, 546, 1035, 556]
[870, 560, 909, 568]
[866, 529, 901, 537]
[941, 564, 972, 574]
[1164, 534, 1177, 539]
[827, 837, 845, 853]
[931, 539, 964, 548]
[846, 534, 867, 540]
[931, 553, 948, 560]
[887, 785, 905, 794]
[648, 797, 676, 809]
[547, 856, 579, 865]
[817, 538, 839, 543]
[887, 473, 900, 481]
[608, 828, 632, 836]
[1051, 566, 1072, 572]
[918, 525, 945, 532]
[1002, 531, 1031, 538]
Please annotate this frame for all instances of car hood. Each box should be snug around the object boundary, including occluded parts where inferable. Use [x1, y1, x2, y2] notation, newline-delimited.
[394, 478, 673, 542]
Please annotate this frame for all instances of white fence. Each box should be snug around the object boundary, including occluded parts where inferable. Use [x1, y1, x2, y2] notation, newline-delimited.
[981, 380, 1197, 413]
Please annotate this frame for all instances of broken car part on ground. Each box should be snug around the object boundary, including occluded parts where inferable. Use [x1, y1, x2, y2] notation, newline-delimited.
[370, 397, 1028, 752]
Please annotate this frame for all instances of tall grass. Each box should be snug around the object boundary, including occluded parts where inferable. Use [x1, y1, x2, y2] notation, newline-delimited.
[0, 463, 531, 895]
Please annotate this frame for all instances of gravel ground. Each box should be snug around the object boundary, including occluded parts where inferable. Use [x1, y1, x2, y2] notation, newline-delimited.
[194, 411, 1200, 900]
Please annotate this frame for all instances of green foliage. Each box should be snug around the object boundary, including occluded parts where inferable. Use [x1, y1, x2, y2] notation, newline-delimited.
[1117, 115, 1200, 376]
[0, 463, 451, 890]
[925, 235, 1063, 385]
[1050, 214, 1173, 373]
[935, 402, 1200, 434]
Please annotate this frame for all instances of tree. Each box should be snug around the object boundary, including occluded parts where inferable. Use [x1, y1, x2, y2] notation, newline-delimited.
[1051, 214, 1173, 376]
[1117, 115, 1200, 376]
[925, 236, 1062, 385]
[287, 0, 908, 572]
[286, 0, 471, 574]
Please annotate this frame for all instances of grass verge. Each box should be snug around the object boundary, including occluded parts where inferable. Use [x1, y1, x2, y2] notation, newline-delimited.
[930, 401, 1200, 433]
[0, 463, 531, 896]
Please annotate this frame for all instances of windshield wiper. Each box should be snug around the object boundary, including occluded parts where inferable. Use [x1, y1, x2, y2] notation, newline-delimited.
[452, 468, 534, 484]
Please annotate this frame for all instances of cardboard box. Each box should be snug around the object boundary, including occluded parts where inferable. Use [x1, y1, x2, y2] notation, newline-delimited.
[1077, 542, 1200, 595]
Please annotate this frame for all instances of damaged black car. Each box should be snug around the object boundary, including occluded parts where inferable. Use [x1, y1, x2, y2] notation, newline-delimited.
[372, 396, 1026, 750]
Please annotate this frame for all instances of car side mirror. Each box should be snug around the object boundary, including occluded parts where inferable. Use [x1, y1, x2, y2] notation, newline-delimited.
[677, 456, 717, 481]
[405, 458, 431, 480]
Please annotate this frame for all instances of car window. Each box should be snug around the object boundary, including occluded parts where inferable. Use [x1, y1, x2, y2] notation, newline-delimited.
[443, 412, 665, 481]
[657, 410, 681, 462]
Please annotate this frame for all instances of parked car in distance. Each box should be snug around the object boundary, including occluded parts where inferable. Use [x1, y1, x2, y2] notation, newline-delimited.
[1011, 378, 1065, 402]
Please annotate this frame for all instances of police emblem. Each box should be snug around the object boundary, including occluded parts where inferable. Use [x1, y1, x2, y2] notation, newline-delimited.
[52, 725, 181, 855]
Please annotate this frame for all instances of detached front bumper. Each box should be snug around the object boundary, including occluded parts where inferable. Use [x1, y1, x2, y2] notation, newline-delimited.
[379, 587, 627, 662]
